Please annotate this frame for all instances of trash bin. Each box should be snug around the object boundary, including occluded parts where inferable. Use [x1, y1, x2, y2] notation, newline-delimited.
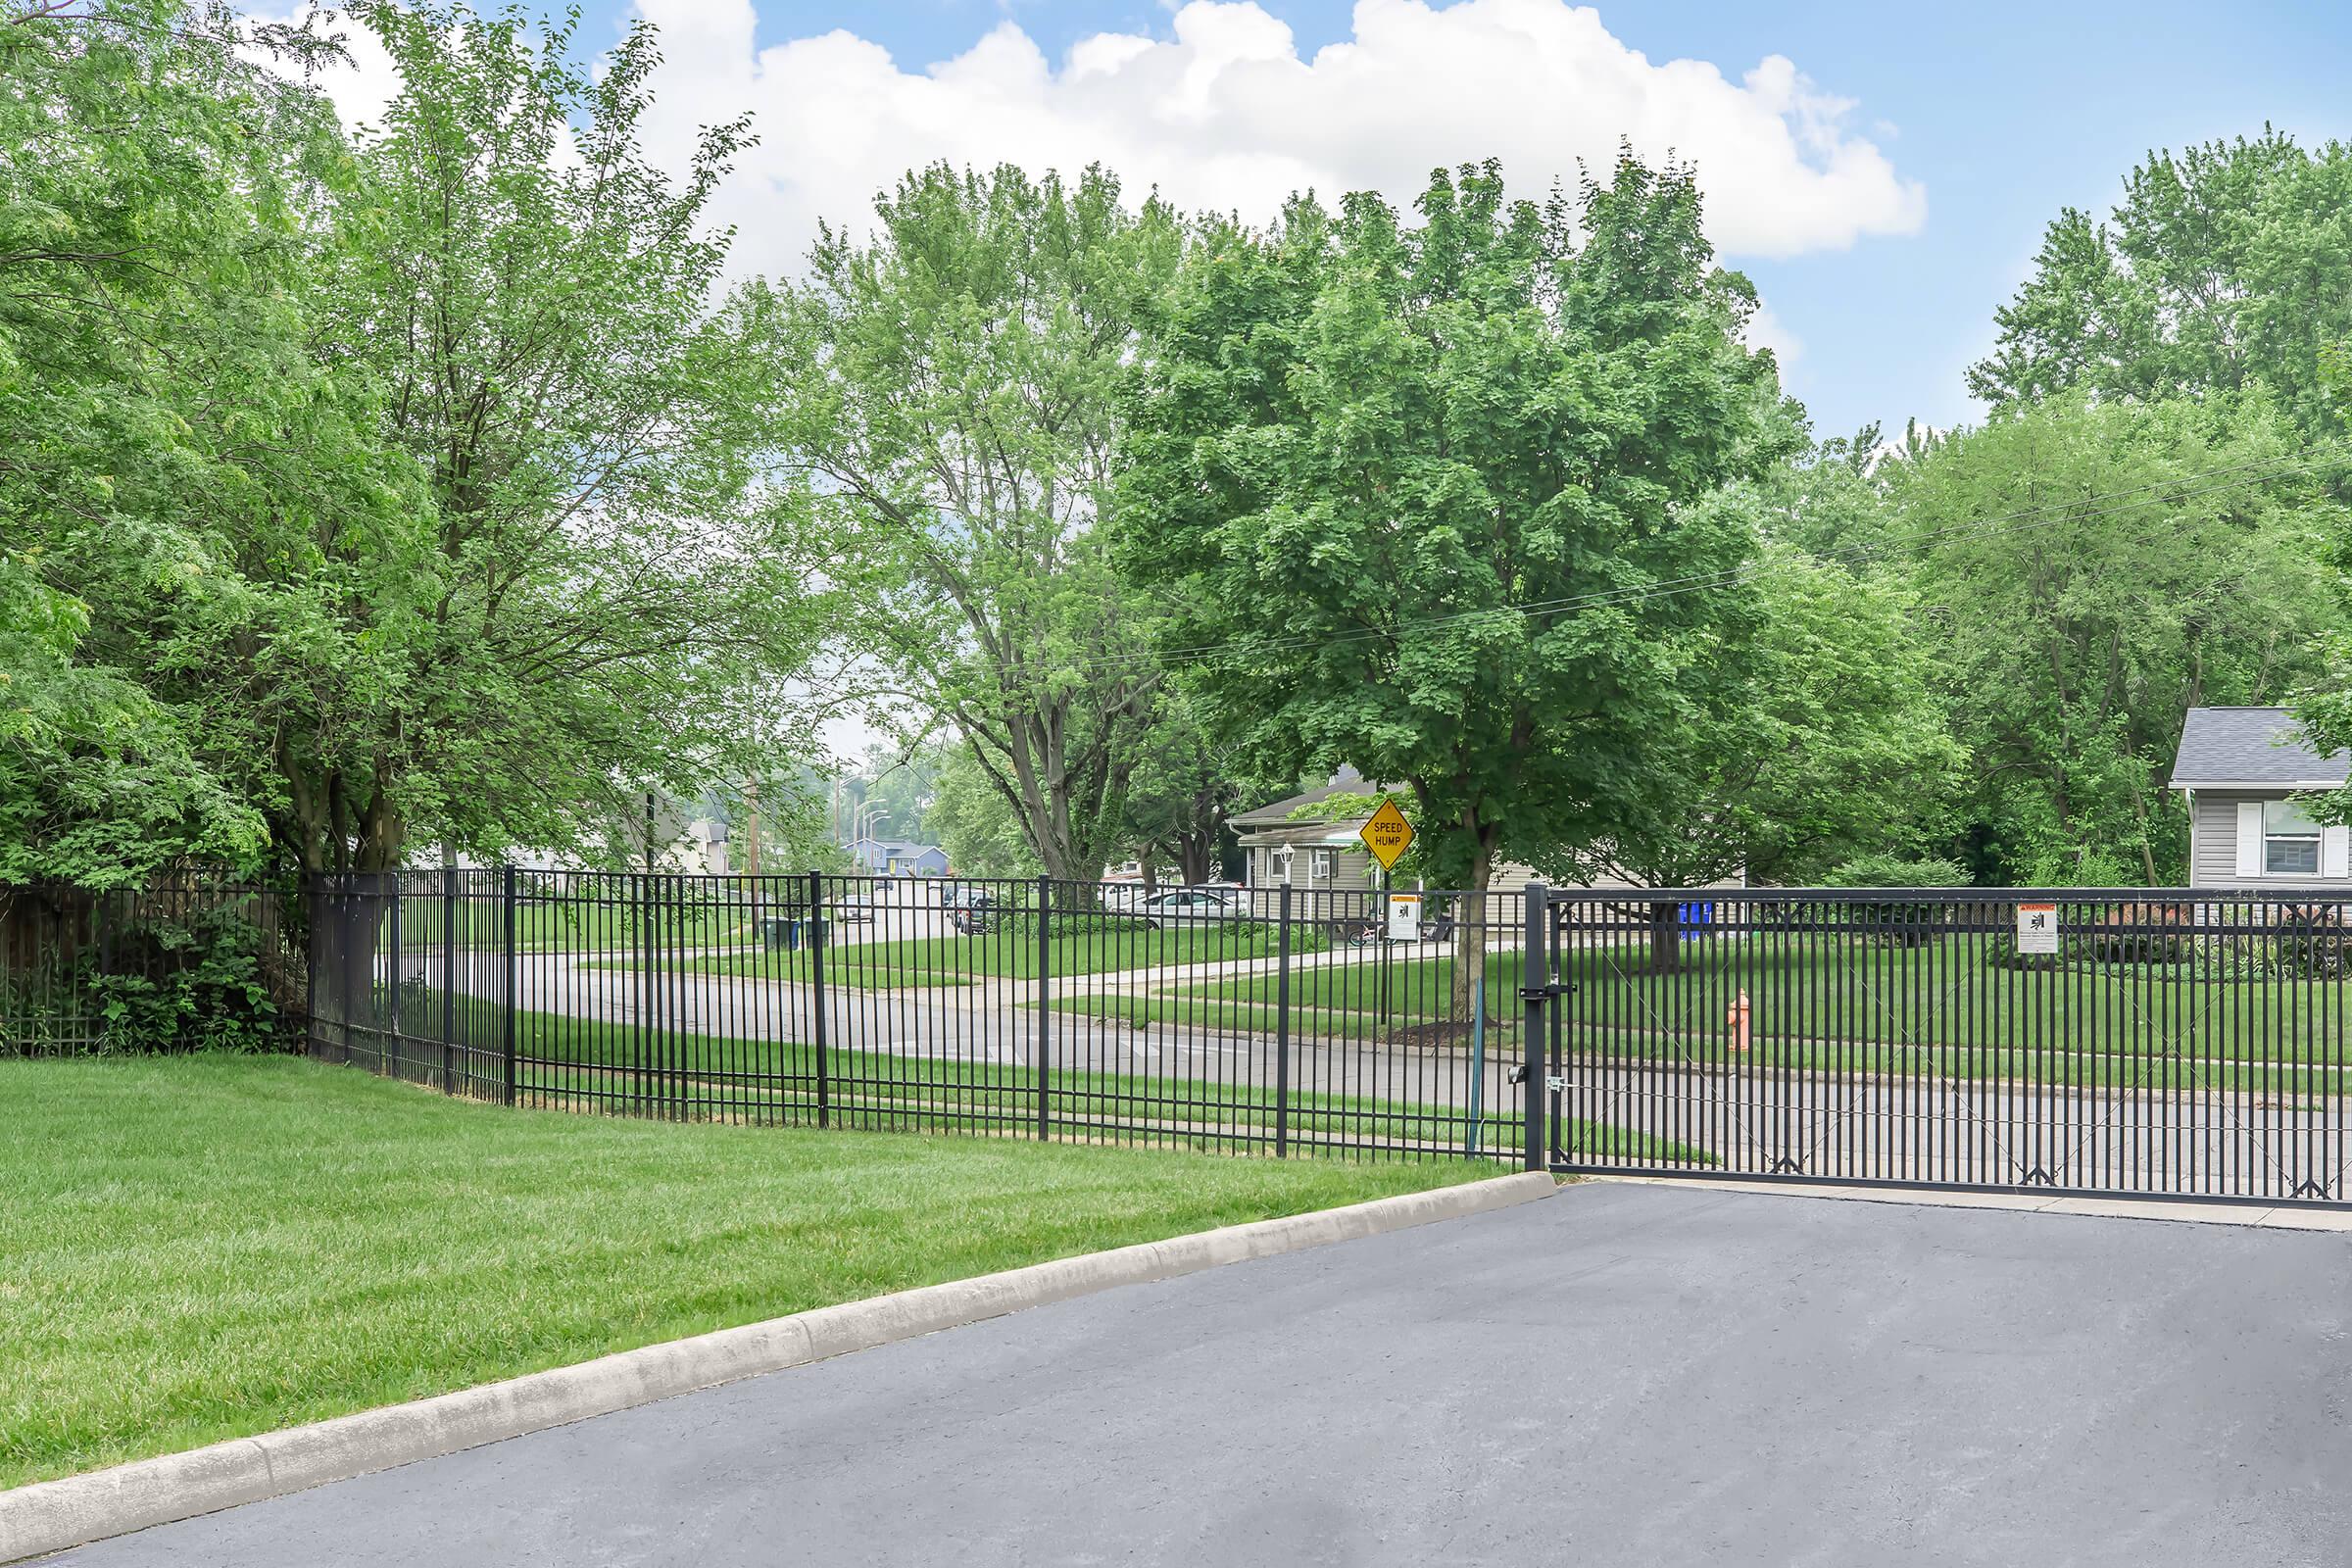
[760, 916, 797, 952]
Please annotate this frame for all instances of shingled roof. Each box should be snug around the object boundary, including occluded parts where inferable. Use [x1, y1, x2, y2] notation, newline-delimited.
[2169, 707, 2346, 790]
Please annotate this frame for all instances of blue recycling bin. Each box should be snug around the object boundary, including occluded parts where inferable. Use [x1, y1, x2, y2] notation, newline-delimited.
[1677, 901, 1714, 933]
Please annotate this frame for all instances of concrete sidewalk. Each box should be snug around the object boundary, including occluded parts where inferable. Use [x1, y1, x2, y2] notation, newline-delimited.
[48, 1182, 2352, 1567]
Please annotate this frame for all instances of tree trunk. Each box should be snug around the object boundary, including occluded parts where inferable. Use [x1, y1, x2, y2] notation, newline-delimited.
[1176, 830, 1215, 887]
[1645, 899, 1683, 975]
[1450, 835, 1494, 1035]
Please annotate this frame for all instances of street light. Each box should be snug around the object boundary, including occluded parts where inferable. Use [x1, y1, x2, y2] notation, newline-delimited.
[853, 806, 891, 871]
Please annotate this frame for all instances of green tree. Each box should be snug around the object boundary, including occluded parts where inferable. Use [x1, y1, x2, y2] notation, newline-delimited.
[1600, 535, 1964, 966]
[263, 0, 825, 874]
[51, 3, 829, 889]
[1896, 394, 2338, 883]
[0, 0, 365, 883]
[928, 744, 1039, 879]
[1121, 157, 1796, 1008]
[0, 556, 260, 883]
[1970, 128, 2352, 437]
[774, 163, 1182, 884]
[1116, 687, 1252, 886]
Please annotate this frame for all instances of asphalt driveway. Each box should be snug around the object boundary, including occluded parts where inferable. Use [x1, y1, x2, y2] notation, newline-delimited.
[49, 1183, 2352, 1567]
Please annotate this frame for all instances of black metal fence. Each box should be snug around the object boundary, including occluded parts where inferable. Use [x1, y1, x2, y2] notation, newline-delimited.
[22, 871, 2338, 1203]
[307, 871, 1531, 1162]
[1530, 886, 2352, 1204]
[0, 879, 302, 1055]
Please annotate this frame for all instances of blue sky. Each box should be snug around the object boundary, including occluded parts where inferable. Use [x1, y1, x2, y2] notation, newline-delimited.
[555, 0, 2352, 442]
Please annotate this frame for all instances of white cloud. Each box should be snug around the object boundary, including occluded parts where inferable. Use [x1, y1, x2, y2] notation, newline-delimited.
[245, 5, 403, 130]
[631, 0, 1926, 280]
[258, 0, 1927, 277]
[1744, 304, 1802, 368]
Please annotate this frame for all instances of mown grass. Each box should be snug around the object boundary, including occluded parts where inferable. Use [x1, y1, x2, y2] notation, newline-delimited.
[1157, 936, 2352, 1083]
[380, 896, 760, 955]
[585, 919, 1309, 987]
[463, 999, 1676, 1156]
[1, 1054, 1490, 1489]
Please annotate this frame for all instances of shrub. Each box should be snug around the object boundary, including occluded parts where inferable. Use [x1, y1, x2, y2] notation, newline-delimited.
[80, 905, 293, 1054]
[1820, 855, 1971, 947]
[1821, 855, 1971, 889]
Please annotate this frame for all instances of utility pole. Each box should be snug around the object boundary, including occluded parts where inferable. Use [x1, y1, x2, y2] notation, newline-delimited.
[644, 791, 657, 876]
[744, 776, 761, 878]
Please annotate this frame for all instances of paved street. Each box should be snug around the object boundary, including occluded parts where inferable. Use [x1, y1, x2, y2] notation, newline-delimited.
[53, 1183, 2352, 1567]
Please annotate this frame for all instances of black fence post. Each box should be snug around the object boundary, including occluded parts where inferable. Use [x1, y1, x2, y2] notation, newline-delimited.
[1036, 875, 1052, 1142]
[808, 869, 829, 1130]
[501, 863, 517, 1107]
[1276, 883, 1293, 1157]
[303, 877, 319, 1059]
[1521, 882, 1548, 1173]
[95, 889, 113, 1052]
[387, 875, 403, 1074]
[441, 866, 458, 1094]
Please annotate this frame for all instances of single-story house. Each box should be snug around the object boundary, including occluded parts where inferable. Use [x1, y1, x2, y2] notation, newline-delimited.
[2169, 707, 2351, 886]
[1227, 768, 1739, 910]
[849, 837, 950, 876]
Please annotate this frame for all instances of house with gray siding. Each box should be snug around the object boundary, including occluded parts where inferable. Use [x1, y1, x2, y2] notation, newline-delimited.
[848, 837, 950, 877]
[1228, 767, 1738, 908]
[2168, 707, 2351, 887]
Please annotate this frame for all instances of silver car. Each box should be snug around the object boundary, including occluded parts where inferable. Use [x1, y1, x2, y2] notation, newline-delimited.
[1137, 889, 1236, 929]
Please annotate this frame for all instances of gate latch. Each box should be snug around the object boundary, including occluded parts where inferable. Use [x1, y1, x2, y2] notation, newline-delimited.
[1517, 982, 1577, 1004]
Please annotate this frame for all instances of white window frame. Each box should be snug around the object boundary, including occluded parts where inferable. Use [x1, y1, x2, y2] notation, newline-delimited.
[2264, 800, 2324, 876]
[2236, 798, 2350, 879]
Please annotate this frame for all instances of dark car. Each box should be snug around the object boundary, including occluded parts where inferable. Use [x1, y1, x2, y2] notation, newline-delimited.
[944, 886, 998, 935]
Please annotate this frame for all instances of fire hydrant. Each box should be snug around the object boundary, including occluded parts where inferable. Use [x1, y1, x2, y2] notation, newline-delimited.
[1727, 988, 1751, 1053]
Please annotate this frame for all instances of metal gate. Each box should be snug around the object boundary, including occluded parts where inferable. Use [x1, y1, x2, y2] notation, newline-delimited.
[1520, 884, 2352, 1207]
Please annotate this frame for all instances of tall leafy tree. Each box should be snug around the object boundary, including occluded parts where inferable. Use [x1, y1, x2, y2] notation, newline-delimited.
[1897, 395, 2338, 883]
[1970, 128, 2352, 437]
[1115, 687, 1259, 886]
[774, 164, 1183, 884]
[0, 0, 362, 882]
[264, 0, 826, 874]
[8, 1, 827, 883]
[1601, 534, 1964, 965]
[1121, 157, 1796, 1008]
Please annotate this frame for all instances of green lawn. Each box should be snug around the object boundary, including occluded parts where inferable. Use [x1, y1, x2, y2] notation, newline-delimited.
[1139, 936, 2352, 1093]
[1155, 952, 1515, 1042]
[383, 895, 766, 956]
[586, 919, 1314, 988]
[1, 1054, 1495, 1490]
[1557, 937, 2352, 1081]
[350, 996, 1662, 1157]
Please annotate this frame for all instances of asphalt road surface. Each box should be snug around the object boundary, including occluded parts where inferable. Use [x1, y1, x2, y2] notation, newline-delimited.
[54, 1184, 2352, 1567]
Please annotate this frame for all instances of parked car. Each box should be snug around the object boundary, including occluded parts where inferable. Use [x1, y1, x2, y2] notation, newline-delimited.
[943, 885, 998, 935]
[830, 891, 875, 923]
[1137, 888, 1237, 929]
[1098, 880, 1149, 913]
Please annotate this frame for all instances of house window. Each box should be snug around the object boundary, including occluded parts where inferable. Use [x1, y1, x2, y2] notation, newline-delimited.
[2265, 801, 2323, 874]
[1310, 848, 1335, 883]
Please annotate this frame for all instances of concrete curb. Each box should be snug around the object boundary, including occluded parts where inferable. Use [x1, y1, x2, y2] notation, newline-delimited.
[2, 1170, 1556, 1562]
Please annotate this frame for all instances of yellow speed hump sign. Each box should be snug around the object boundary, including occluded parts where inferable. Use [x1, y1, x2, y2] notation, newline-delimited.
[1358, 796, 1415, 872]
